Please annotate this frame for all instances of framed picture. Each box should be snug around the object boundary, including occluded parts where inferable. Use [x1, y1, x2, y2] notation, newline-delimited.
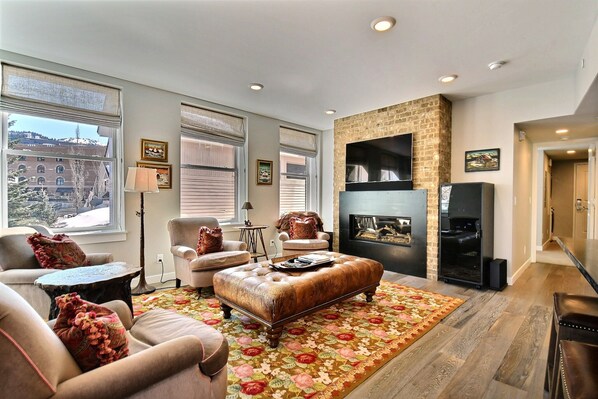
[465, 148, 500, 172]
[256, 159, 273, 185]
[140, 139, 168, 162]
[136, 162, 172, 189]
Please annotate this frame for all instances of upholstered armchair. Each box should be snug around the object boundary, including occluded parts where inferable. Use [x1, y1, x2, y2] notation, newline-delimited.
[167, 217, 251, 292]
[275, 211, 330, 256]
[0, 282, 228, 399]
[0, 227, 113, 318]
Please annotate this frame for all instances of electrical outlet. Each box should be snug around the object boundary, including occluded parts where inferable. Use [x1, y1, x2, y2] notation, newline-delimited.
[156, 254, 164, 263]
[270, 239, 275, 247]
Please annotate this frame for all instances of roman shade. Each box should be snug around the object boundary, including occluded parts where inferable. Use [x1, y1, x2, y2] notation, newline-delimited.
[280, 127, 317, 157]
[0, 64, 121, 128]
[181, 103, 245, 146]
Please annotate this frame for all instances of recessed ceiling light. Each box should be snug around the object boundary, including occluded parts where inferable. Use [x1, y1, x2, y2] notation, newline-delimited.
[438, 74, 458, 83]
[567, 150, 576, 154]
[488, 61, 507, 70]
[325, 109, 336, 115]
[560, 137, 569, 141]
[249, 83, 264, 91]
[371, 16, 396, 32]
[556, 129, 569, 134]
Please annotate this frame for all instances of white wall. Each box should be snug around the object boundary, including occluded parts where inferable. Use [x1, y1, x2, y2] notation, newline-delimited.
[512, 127, 533, 278]
[576, 16, 598, 110]
[0, 50, 321, 281]
[452, 78, 577, 281]
[320, 128, 334, 232]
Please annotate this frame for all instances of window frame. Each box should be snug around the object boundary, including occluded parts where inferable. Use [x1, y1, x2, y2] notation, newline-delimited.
[0, 64, 125, 236]
[179, 103, 247, 225]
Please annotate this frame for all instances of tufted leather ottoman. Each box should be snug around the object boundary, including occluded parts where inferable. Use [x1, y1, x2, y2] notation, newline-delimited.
[213, 251, 384, 347]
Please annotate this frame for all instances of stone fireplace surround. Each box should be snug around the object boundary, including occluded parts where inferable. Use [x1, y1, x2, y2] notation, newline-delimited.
[333, 94, 452, 280]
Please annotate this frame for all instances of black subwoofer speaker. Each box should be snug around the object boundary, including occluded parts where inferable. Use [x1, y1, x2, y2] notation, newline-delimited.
[489, 258, 507, 291]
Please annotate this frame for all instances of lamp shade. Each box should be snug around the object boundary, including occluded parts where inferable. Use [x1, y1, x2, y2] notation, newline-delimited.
[125, 167, 159, 193]
[241, 202, 253, 210]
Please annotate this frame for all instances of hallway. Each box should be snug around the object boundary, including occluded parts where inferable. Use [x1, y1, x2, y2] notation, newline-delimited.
[535, 240, 574, 267]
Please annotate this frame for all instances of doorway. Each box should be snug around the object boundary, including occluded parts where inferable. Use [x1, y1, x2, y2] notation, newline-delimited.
[573, 162, 588, 240]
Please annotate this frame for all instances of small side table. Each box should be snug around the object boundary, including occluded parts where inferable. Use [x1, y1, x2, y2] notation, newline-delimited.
[34, 262, 141, 319]
[238, 225, 269, 262]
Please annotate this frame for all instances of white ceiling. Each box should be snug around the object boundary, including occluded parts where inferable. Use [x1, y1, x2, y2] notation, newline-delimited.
[1, 0, 597, 134]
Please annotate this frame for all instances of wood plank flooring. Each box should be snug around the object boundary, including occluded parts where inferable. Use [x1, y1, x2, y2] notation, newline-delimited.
[346, 262, 597, 399]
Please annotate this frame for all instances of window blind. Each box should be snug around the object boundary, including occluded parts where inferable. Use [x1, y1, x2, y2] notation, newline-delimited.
[1, 64, 121, 128]
[279, 127, 317, 157]
[181, 103, 245, 146]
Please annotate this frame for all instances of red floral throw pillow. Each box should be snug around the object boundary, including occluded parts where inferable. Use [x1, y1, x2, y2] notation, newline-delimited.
[27, 233, 90, 269]
[196, 226, 224, 255]
[53, 293, 129, 372]
[289, 217, 318, 239]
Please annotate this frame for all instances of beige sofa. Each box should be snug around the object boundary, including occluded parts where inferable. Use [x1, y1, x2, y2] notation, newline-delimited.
[0, 228, 113, 318]
[0, 282, 228, 399]
[167, 217, 251, 292]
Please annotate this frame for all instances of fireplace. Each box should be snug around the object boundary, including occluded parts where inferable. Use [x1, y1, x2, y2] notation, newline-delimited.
[339, 190, 427, 277]
[351, 215, 412, 246]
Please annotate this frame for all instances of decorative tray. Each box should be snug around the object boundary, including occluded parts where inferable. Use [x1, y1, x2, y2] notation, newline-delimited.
[269, 256, 335, 271]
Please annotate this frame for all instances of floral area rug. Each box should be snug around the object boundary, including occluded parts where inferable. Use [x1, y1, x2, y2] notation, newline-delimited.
[132, 281, 463, 399]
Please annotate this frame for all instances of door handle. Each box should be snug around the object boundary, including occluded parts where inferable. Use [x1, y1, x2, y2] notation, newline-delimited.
[576, 198, 588, 211]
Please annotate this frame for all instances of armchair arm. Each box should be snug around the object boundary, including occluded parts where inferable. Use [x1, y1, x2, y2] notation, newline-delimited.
[86, 253, 114, 265]
[100, 300, 134, 329]
[222, 240, 247, 251]
[53, 336, 204, 399]
[278, 232, 290, 242]
[316, 231, 330, 241]
[170, 245, 197, 260]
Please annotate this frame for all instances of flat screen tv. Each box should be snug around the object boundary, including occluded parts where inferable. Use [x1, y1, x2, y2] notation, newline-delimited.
[345, 133, 413, 191]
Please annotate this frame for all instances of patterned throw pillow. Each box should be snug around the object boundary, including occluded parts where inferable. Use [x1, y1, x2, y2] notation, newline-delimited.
[197, 226, 224, 255]
[27, 233, 89, 269]
[53, 293, 129, 372]
[289, 217, 318, 239]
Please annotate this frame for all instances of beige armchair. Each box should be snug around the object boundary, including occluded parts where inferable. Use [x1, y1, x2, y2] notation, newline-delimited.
[167, 217, 251, 293]
[0, 282, 228, 399]
[0, 227, 113, 318]
[275, 211, 330, 256]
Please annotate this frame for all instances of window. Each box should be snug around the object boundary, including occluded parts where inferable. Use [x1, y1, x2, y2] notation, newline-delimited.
[180, 104, 246, 223]
[1, 64, 122, 232]
[279, 127, 318, 213]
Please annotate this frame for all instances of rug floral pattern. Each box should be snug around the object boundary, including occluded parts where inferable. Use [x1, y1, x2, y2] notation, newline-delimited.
[133, 281, 463, 399]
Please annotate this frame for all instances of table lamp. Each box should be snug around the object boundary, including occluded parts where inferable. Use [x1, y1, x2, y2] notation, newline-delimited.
[242, 201, 253, 226]
[125, 167, 159, 295]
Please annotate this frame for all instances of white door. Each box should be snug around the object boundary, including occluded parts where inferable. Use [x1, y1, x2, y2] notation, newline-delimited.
[573, 162, 588, 240]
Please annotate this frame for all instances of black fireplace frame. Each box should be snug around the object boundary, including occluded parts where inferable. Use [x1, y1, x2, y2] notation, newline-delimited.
[339, 190, 427, 277]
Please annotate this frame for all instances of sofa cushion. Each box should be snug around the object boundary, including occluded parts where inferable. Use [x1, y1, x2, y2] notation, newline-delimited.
[0, 234, 40, 271]
[196, 226, 224, 255]
[53, 293, 129, 372]
[189, 251, 251, 272]
[282, 239, 329, 250]
[131, 308, 228, 376]
[27, 233, 89, 270]
[289, 217, 317, 239]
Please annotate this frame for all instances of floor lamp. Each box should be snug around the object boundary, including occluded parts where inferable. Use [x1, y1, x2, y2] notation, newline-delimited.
[125, 167, 159, 295]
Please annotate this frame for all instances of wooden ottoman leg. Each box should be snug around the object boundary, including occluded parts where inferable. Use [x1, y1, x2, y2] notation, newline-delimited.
[364, 288, 377, 302]
[221, 303, 232, 319]
[266, 326, 284, 348]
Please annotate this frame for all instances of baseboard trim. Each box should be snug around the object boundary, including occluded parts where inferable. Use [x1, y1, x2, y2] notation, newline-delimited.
[508, 258, 531, 285]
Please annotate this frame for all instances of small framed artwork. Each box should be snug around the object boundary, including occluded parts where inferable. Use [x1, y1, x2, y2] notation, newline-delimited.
[140, 139, 168, 162]
[465, 148, 500, 172]
[136, 161, 172, 189]
[256, 159, 273, 185]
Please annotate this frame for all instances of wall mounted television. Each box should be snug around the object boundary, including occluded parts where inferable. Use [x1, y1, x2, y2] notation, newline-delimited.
[345, 133, 413, 191]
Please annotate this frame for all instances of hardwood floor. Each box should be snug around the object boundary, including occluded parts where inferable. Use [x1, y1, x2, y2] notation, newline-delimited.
[346, 262, 597, 399]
